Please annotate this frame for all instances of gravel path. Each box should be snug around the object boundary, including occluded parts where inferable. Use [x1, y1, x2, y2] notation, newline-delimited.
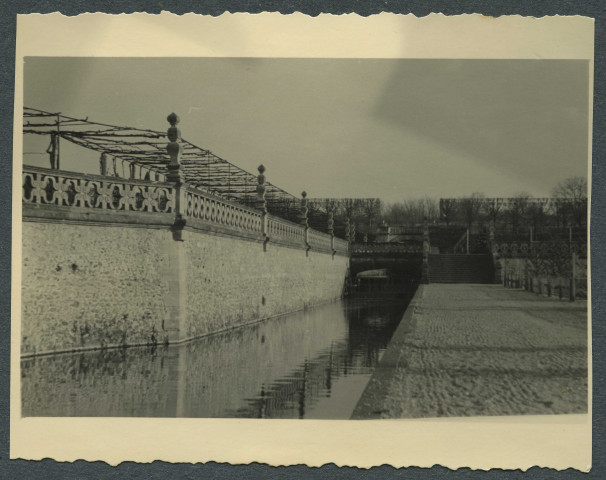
[354, 284, 588, 419]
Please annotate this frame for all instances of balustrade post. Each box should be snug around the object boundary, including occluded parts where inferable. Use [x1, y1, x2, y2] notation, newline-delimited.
[421, 216, 430, 284]
[570, 251, 577, 301]
[300, 191, 310, 254]
[489, 220, 501, 284]
[163, 112, 187, 345]
[327, 209, 336, 256]
[47, 131, 59, 169]
[256, 165, 269, 250]
[345, 216, 351, 243]
[99, 153, 108, 176]
[166, 113, 183, 183]
[568, 226, 574, 254]
[166, 113, 186, 235]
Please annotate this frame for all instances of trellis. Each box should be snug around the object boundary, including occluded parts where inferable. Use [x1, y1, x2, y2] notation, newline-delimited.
[23, 107, 303, 215]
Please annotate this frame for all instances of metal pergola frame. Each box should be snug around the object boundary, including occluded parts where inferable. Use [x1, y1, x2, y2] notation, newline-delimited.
[23, 107, 304, 215]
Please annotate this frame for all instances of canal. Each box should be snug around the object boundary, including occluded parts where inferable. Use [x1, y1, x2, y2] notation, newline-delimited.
[21, 287, 416, 419]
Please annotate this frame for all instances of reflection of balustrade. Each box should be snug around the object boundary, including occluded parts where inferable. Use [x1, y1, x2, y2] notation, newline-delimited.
[185, 186, 263, 233]
[23, 166, 174, 213]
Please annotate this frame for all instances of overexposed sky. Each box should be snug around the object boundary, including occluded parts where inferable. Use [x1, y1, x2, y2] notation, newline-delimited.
[23, 57, 590, 203]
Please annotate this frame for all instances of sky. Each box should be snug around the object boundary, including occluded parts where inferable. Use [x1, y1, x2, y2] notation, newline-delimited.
[22, 57, 590, 204]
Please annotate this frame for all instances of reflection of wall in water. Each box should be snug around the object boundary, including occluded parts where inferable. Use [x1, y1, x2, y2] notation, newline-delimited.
[230, 296, 412, 419]
[22, 302, 349, 417]
[232, 341, 352, 419]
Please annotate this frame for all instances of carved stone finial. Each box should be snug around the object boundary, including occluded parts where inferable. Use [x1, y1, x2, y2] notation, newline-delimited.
[300, 191, 308, 228]
[167, 113, 180, 126]
[256, 164, 267, 214]
[166, 112, 183, 183]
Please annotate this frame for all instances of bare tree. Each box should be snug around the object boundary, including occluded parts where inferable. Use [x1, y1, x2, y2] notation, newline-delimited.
[418, 197, 439, 221]
[459, 192, 486, 230]
[382, 201, 405, 224]
[508, 192, 531, 237]
[359, 198, 382, 232]
[551, 177, 588, 227]
[439, 198, 457, 227]
[552, 176, 587, 199]
[526, 199, 549, 238]
[483, 198, 505, 227]
[383, 197, 439, 226]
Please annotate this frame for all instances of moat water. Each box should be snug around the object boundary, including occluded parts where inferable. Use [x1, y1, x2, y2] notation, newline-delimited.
[21, 288, 415, 419]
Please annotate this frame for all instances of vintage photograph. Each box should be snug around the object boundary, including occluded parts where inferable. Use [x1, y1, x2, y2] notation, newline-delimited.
[11, 12, 594, 470]
[20, 56, 589, 419]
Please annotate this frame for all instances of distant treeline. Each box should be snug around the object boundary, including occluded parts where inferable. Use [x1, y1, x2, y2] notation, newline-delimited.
[297, 177, 587, 242]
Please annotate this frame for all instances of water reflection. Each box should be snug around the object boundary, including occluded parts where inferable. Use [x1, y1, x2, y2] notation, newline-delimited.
[21, 289, 414, 419]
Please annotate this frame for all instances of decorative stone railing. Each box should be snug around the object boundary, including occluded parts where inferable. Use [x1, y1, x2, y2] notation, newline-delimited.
[492, 240, 587, 258]
[23, 165, 350, 257]
[333, 237, 350, 256]
[351, 243, 423, 255]
[23, 166, 175, 213]
[308, 228, 333, 253]
[266, 216, 306, 246]
[185, 185, 263, 235]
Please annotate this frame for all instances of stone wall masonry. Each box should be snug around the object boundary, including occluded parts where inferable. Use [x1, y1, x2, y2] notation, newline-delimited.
[21, 220, 349, 356]
[21, 223, 174, 355]
[183, 230, 349, 340]
[21, 165, 350, 356]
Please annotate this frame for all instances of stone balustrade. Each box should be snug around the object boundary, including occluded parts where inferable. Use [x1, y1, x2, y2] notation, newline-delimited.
[351, 243, 422, 255]
[266, 215, 306, 246]
[307, 228, 333, 254]
[492, 240, 587, 258]
[23, 165, 175, 213]
[333, 237, 350, 256]
[185, 185, 263, 235]
[22, 165, 350, 257]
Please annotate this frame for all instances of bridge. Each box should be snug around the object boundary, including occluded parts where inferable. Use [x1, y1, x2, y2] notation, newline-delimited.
[350, 242, 424, 287]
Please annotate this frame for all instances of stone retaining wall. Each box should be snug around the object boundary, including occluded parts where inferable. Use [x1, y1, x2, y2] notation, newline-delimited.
[21, 221, 348, 356]
[20, 166, 350, 356]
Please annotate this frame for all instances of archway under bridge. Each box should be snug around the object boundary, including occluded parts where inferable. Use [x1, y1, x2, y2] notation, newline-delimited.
[350, 245, 424, 288]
